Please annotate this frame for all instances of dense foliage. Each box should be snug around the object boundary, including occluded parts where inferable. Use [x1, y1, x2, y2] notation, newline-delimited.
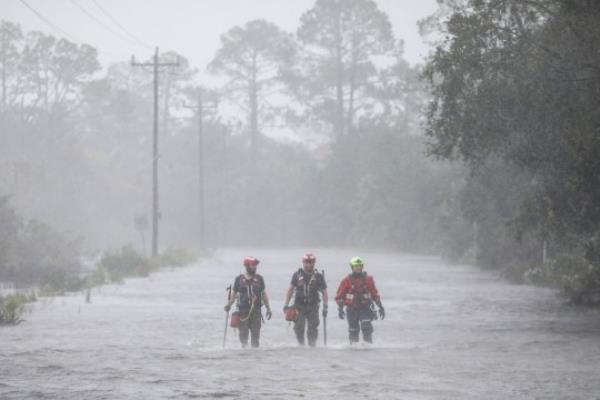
[0, 196, 83, 294]
[423, 0, 600, 304]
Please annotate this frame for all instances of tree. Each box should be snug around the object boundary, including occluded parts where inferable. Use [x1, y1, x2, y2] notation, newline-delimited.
[423, 0, 600, 302]
[295, 0, 395, 140]
[0, 20, 23, 112]
[366, 51, 428, 135]
[19, 31, 99, 122]
[208, 20, 296, 158]
[0, 24, 109, 249]
[425, 0, 600, 231]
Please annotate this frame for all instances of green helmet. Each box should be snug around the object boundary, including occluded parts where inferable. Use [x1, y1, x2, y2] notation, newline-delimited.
[349, 256, 364, 268]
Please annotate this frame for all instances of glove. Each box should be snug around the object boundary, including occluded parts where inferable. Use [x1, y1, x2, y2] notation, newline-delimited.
[265, 308, 272, 320]
[224, 304, 231, 312]
[378, 306, 385, 320]
[283, 305, 290, 313]
[322, 305, 328, 318]
[338, 306, 345, 320]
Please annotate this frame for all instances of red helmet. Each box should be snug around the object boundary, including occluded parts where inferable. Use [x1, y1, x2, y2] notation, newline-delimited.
[302, 253, 316, 265]
[243, 256, 259, 267]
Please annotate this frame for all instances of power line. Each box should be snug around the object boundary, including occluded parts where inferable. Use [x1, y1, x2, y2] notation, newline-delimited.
[19, 0, 134, 62]
[69, 0, 143, 49]
[91, 0, 153, 50]
[19, 0, 78, 42]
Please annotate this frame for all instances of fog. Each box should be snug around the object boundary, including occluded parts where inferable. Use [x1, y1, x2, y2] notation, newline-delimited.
[3, 1, 600, 398]
[0, 0, 441, 254]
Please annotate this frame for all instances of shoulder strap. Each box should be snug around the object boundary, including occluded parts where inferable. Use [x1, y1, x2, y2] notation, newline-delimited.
[349, 274, 368, 292]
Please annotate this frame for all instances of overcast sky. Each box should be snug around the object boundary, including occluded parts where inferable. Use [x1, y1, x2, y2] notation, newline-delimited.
[3, 0, 439, 79]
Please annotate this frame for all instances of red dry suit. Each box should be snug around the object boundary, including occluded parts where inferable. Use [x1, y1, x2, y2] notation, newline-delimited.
[335, 273, 380, 308]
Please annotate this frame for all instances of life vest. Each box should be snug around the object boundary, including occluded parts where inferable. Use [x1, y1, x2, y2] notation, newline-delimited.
[293, 269, 321, 306]
[236, 274, 263, 310]
[343, 273, 373, 307]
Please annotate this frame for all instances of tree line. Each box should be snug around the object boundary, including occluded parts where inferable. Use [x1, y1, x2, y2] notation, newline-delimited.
[3, 0, 597, 307]
[0, 0, 453, 260]
[423, 0, 600, 305]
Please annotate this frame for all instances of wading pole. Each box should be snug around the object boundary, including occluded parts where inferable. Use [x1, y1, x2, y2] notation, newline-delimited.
[322, 269, 327, 347]
[223, 285, 232, 348]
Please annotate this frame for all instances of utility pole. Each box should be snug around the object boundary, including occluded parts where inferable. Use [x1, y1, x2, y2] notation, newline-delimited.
[131, 47, 179, 258]
[473, 221, 479, 266]
[183, 89, 217, 250]
[1, 27, 7, 111]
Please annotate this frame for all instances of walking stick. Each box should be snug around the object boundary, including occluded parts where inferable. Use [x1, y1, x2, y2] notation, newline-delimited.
[223, 285, 232, 348]
[322, 269, 327, 347]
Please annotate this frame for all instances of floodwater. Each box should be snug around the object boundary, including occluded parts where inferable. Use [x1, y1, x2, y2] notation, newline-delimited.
[2, 248, 600, 399]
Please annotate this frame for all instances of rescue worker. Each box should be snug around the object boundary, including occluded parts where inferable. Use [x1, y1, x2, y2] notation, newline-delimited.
[224, 256, 272, 348]
[335, 256, 385, 344]
[282, 253, 328, 346]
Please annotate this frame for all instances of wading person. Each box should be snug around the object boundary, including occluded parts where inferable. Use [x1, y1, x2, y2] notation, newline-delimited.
[283, 253, 328, 346]
[224, 256, 272, 348]
[335, 257, 385, 344]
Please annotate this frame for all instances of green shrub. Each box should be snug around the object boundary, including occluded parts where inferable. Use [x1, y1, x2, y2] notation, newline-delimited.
[86, 267, 106, 287]
[514, 255, 600, 306]
[89, 246, 199, 287]
[0, 293, 29, 325]
[522, 262, 557, 287]
[551, 255, 600, 306]
[0, 198, 83, 289]
[97, 245, 152, 283]
[154, 247, 198, 268]
[501, 262, 530, 284]
[38, 267, 86, 296]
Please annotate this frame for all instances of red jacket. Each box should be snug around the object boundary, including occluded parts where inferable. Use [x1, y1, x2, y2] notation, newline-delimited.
[335, 273, 380, 307]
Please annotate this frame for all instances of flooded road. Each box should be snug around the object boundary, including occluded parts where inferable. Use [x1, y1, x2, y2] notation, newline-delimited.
[2, 248, 600, 399]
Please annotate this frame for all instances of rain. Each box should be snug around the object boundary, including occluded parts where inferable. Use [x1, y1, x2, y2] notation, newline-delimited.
[1, 1, 600, 399]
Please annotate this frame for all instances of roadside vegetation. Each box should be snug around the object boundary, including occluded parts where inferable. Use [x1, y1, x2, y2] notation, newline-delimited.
[95, 245, 199, 284]
[0, 293, 34, 326]
[0, 197, 198, 325]
[422, 0, 600, 305]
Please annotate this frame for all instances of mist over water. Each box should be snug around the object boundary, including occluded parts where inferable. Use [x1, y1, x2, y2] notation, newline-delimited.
[2, 1, 600, 399]
[2, 248, 600, 399]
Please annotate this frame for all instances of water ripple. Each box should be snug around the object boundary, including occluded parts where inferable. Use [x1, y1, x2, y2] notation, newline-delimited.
[3, 249, 600, 399]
